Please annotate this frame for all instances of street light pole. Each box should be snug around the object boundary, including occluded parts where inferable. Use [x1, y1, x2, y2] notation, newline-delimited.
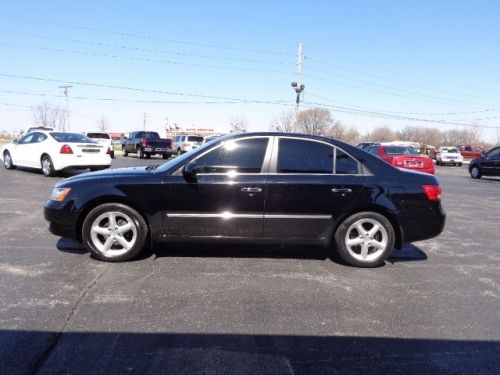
[59, 85, 72, 132]
[291, 42, 305, 132]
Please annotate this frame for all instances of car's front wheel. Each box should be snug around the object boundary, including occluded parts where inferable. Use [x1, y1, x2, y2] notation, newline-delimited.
[333, 212, 395, 268]
[82, 203, 148, 262]
[3, 151, 15, 169]
[470, 166, 482, 179]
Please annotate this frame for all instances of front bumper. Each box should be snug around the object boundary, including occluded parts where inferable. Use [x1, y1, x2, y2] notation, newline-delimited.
[44, 201, 80, 239]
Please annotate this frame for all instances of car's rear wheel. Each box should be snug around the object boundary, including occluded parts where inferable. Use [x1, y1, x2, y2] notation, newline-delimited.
[458, 163, 463, 167]
[145, 153, 151, 159]
[3, 151, 15, 169]
[82, 203, 148, 262]
[41, 155, 56, 177]
[138, 148, 144, 159]
[177, 148, 182, 157]
[122, 147, 128, 157]
[333, 212, 395, 268]
[470, 166, 482, 179]
[162, 153, 169, 159]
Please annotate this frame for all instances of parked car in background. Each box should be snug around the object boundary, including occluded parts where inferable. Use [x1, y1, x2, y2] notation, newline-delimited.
[356, 142, 378, 150]
[469, 146, 500, 179]
[86, 132, 115, 158]
[458, 145, 483, 159]
[202, 134, 224, 144]
[20, 126, 55, 136]
[2, 130, 111, 176]
[172, 134, 204, 155]
[435, 146, 463, 166]
[364, 144, 435, 175]
[122, 131, 172, 159]
[44, 132, 445, 268]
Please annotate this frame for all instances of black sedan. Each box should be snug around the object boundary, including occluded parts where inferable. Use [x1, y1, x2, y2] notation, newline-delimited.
[44, 132, 445, 268]
[469, 146, 500, 179]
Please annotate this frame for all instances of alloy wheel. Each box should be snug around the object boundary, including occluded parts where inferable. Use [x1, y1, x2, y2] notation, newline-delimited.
[89, 211, 138, 257]
[344, 218, 389, 262]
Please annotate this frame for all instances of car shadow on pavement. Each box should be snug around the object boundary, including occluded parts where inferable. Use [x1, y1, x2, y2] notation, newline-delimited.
[387, 244, 428, 263]
[56, 238, 87, 254]
[152, 243, 329, 261]
[2, 330, 499, 374]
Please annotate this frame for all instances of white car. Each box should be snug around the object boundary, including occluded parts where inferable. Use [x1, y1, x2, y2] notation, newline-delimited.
[86, 132, 115, 158]
[1, 130, 111, 176]
[436, 146, 464, 166]
[172, 135, 204, 156]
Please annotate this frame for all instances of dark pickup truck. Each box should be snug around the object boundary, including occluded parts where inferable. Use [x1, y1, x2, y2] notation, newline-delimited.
[122, 131, 173, 159]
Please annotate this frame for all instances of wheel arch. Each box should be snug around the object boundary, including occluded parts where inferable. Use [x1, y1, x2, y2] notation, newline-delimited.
[329, 205, 403, 250]
[76, 195, 152, 247]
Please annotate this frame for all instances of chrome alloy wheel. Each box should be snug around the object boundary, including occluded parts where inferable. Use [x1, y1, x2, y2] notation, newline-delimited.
[471, 166, 480, 178]
[42, 158, 51, 175]
[4, 152, 12, 168]
[89, 211, 138, 257]
[344, 218, 389, 262]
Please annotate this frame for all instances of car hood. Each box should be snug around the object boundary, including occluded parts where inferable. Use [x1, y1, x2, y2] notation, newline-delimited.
[58, 166, 156, 186]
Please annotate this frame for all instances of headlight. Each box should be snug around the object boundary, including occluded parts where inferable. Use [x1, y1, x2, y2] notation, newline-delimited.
[50, 187, 71, 202]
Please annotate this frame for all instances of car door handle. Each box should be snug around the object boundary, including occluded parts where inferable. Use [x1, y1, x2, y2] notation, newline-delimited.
[331, 188, 352, 194]
[241, 187, 262, 193]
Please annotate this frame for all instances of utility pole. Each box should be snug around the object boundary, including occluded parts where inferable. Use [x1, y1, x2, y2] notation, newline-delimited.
[143, 113, 147, 130]
[291, 42, 305, 132]
[59, 85, 72, 132]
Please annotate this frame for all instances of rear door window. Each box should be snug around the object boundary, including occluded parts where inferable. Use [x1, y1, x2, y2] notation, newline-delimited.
[277, 138, 333, 174]
[335, 149, 360, 174]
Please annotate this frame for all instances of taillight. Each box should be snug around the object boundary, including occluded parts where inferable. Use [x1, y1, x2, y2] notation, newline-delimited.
[140, 139, 148, 147]
[423, 185, 442, 201]
[107, 147, 111, 154]
[60, 144, 73, 154]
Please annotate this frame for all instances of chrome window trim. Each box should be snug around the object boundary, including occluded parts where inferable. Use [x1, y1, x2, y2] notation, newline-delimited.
[167, 212, 332, 220]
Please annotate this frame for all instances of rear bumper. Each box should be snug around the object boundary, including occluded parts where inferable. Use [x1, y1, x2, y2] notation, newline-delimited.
[52, 155, 111, 171]
[44, 201, 80, 239]
[403, 203, 446, 243]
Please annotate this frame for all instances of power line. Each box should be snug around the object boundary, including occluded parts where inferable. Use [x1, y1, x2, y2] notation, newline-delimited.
[0, 29, 293, 66]
[0, 14, 295, 57]
[0, 42, 292, 75]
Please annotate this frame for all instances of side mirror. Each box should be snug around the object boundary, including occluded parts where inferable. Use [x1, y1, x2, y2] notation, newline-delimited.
[12, 139, 18, 144]
[183, 161, 198, 180]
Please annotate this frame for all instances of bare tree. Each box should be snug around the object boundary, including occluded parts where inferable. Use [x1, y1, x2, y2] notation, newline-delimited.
[363, 126, 395, 142]
[32, 102, 66, 131]
[98, 116, 110, 132]
[270, 110, 294, 132]
[229, 116, 248, 133]
[297, 108, 333, 135]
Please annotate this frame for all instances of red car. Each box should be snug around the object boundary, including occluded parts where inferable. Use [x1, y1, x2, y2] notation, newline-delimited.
[364, 144, 435, 175]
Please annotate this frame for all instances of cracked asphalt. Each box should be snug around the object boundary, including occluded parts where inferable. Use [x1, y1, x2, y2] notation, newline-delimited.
[0, 156, 499, 374]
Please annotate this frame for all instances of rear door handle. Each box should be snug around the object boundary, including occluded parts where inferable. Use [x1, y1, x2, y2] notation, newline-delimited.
[331, 188, 352, 194]
[241, 187, 262, 193]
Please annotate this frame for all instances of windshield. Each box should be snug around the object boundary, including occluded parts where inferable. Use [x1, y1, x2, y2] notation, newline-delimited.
[383, 146, 418, 155]
[442, 147, 459, 153]
[87, 133, 110, 139]
[50, 132, 94, 143]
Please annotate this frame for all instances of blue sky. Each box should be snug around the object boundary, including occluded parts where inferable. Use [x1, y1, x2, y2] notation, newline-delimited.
[0, 0, 499, 141]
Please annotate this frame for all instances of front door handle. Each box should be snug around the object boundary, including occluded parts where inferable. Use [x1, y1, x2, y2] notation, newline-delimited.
[331, 188, 352, 194]
[241, 187, 262, 193]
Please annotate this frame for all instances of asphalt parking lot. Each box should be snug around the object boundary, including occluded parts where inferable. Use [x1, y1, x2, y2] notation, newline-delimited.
[0, 156, 499, 374]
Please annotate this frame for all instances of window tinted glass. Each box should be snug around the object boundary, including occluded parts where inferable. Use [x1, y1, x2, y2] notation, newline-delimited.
[487, 147, 500, 158]
[32, 133, 47, 143]
[195, 137, 268, 174]
[18, 133, 35, 144]
[335, 149, 359, 174]
[187, 136, 203, 143]
[50, 132, 93, 143]
[383, 146, 417, 155]
[278, 138, 333, 174]
[87, 133, 110, 139]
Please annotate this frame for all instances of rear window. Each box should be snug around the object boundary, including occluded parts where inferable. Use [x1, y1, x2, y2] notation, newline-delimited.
[442, 147, 459, 153]
[187, 136, 203, 143]
[50, 132, 94, 143]
[87, 133, 110, 139]
[383, 146, 418, 155]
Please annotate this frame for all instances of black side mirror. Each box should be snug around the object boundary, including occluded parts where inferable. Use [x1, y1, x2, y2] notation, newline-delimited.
[183, 161, 198, 180]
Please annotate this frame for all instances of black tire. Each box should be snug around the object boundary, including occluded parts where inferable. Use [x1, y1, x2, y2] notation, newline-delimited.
[333, 212, 395, 268]
[122, 147, 128, 157]
[90, 166, 109, 172]
[138, 148, 144, 159]
[177, 148, 182, 157]
[162, 153, 169, 159]
[145, 153, 151, 159]
[41, 155, 56, 177]
[81, 203, 148, 262]
[470, 165, 482, 179]
[436, 160, 441, 166]
[458, 163, 463, 167]
[3, 151, 15, 170]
